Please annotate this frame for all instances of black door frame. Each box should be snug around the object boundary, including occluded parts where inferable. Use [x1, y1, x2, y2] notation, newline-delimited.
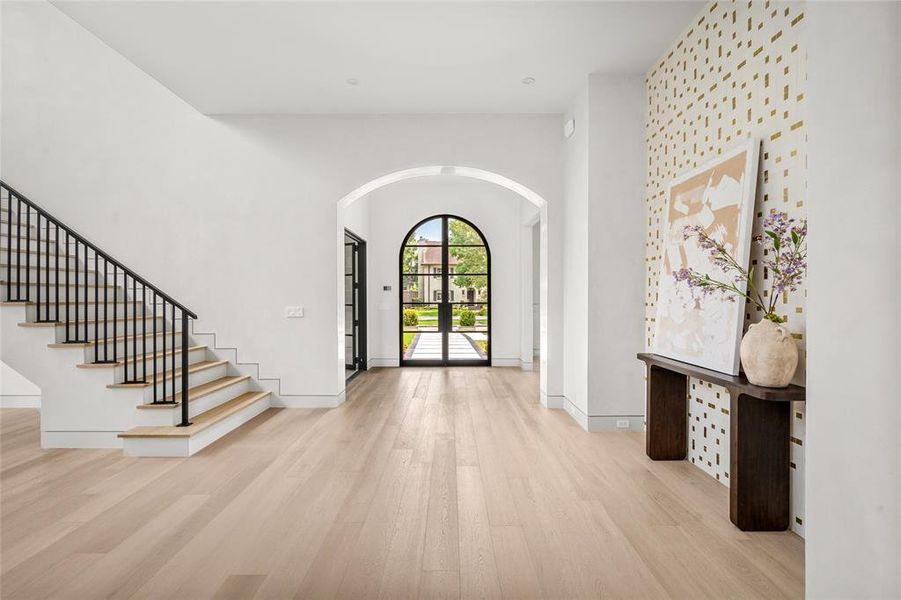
[399, 214, 491, 367]
[345, 229, 367, 381]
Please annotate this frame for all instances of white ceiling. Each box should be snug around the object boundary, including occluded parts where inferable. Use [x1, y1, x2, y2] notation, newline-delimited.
[52, 1, 702, 115]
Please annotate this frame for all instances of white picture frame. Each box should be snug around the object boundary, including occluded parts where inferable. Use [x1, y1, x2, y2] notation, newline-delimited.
[651, 139, 761, 375]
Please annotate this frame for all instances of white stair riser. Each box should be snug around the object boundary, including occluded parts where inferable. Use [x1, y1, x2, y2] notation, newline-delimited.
[25, 302, 145, 321]
[0, 218, 37, 231]
[138, 362, 228, 403]
[104, 346, 209, 383]
[85, 331, 192, 362]
[0, 237, 57, 251]
[51, 317, 175, 342]
[122, 396, 270, 457]
[3, 268, 101, 285]
[1, 254, 81, 269]
[3, 284, 127, 302]
[0, 223, 40, 236]
[135, 379, 251, 427]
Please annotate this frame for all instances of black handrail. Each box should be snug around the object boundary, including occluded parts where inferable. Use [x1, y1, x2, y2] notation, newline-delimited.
[1, 180, 195, 427]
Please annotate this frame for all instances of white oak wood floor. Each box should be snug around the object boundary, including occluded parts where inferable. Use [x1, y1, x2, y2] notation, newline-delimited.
[0, 367, 804, 599]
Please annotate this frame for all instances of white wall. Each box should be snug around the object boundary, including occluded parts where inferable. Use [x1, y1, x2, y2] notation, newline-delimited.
[585, 74, 645, 429]
[344, 176, 536, 368]
[343, 197, 369, 243]
[0, 361, 41, 408]
[1, 1, 564, 400]
[561, 87, 589, 414]
[560, 75, 646, 430]
[806, 2, 901, 597]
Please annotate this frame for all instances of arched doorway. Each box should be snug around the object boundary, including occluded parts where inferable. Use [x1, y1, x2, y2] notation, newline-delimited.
[399, 214, 490, 366]
[336, 165, 558, 408]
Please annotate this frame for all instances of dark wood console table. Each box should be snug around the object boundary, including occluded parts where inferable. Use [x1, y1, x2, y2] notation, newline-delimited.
[637, 353, 806, 531]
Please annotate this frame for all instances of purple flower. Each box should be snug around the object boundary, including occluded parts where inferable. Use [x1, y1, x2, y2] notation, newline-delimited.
[672, 212, 807, 318]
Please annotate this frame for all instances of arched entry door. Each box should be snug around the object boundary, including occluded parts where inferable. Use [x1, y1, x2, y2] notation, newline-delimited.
[400, 215, 490, 366]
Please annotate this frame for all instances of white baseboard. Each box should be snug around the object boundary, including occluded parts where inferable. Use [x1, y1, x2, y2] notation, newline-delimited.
[562, 398, 644, 432]
[540, 390, 564, 409]
[519, 360, 533, 371]
[42, 430, 122, 448]
[1, 395, 40, 408]
[585, 415, 644, 432]
[122, 437, 188, 458]
[368, 358, 399, 368]
[272, 390, 346, 409]
[564, 398, 590, 430]
[492, 358, 522, 367]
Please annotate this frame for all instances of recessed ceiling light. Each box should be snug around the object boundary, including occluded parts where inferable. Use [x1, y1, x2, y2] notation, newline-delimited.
[522, 77, 536, 85]
[346, 78, 360, 86]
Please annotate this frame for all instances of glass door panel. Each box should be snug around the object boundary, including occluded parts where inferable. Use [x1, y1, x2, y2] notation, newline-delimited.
[405, 218, 444, 245]
[450, 303, 489, 360]
[401, 274, 443, 304]
[402, 303, 440, 360]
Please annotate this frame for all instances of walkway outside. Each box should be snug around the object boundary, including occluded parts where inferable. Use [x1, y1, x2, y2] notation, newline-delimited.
[405, 332, 486, 360]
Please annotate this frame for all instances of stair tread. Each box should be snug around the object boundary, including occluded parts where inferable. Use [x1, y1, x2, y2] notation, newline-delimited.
[77, 345, 207, 369]
[19, 314, 162, 327]
[118, 391, 270, 438]
[107, 359, 228, 388]
[135, 374, 251, 407]
[47, 329, 180, 348]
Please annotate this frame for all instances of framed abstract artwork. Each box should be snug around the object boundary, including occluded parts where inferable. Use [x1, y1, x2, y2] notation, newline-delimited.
[652, 139, 761, 375]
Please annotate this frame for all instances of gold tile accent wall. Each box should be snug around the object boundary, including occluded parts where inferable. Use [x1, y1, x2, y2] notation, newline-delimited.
[645, 0, 806, 537]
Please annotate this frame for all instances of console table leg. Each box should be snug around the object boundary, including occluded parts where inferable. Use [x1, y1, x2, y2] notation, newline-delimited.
[646, 366, 687, 460]
[730, 392, 791, 531]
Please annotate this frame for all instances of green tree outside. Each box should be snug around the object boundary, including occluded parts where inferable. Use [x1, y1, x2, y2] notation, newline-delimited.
[448, 220, 487, 296]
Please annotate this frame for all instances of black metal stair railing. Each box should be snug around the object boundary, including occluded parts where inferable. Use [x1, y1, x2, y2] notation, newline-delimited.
[1, 180, 196, 427]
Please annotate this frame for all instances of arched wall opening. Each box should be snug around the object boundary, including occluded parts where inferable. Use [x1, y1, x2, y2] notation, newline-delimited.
[335, 166, 553, 403]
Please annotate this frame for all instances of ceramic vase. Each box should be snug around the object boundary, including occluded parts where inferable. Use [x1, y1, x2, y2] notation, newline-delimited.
[739, 319, 799, 388]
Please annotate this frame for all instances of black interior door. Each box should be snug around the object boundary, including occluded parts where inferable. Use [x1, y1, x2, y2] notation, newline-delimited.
[345, 230, 366, 380]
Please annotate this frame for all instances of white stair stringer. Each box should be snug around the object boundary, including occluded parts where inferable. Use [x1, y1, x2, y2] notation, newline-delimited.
[189, 324, 284, 406]
[189, 324, 347, 409]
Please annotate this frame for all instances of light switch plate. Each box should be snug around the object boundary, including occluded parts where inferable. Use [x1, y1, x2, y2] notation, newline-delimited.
[284, 306, 304, 318]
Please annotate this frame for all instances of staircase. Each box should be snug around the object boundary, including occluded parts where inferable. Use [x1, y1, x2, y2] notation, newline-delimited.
[0, 180, 273, 456]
